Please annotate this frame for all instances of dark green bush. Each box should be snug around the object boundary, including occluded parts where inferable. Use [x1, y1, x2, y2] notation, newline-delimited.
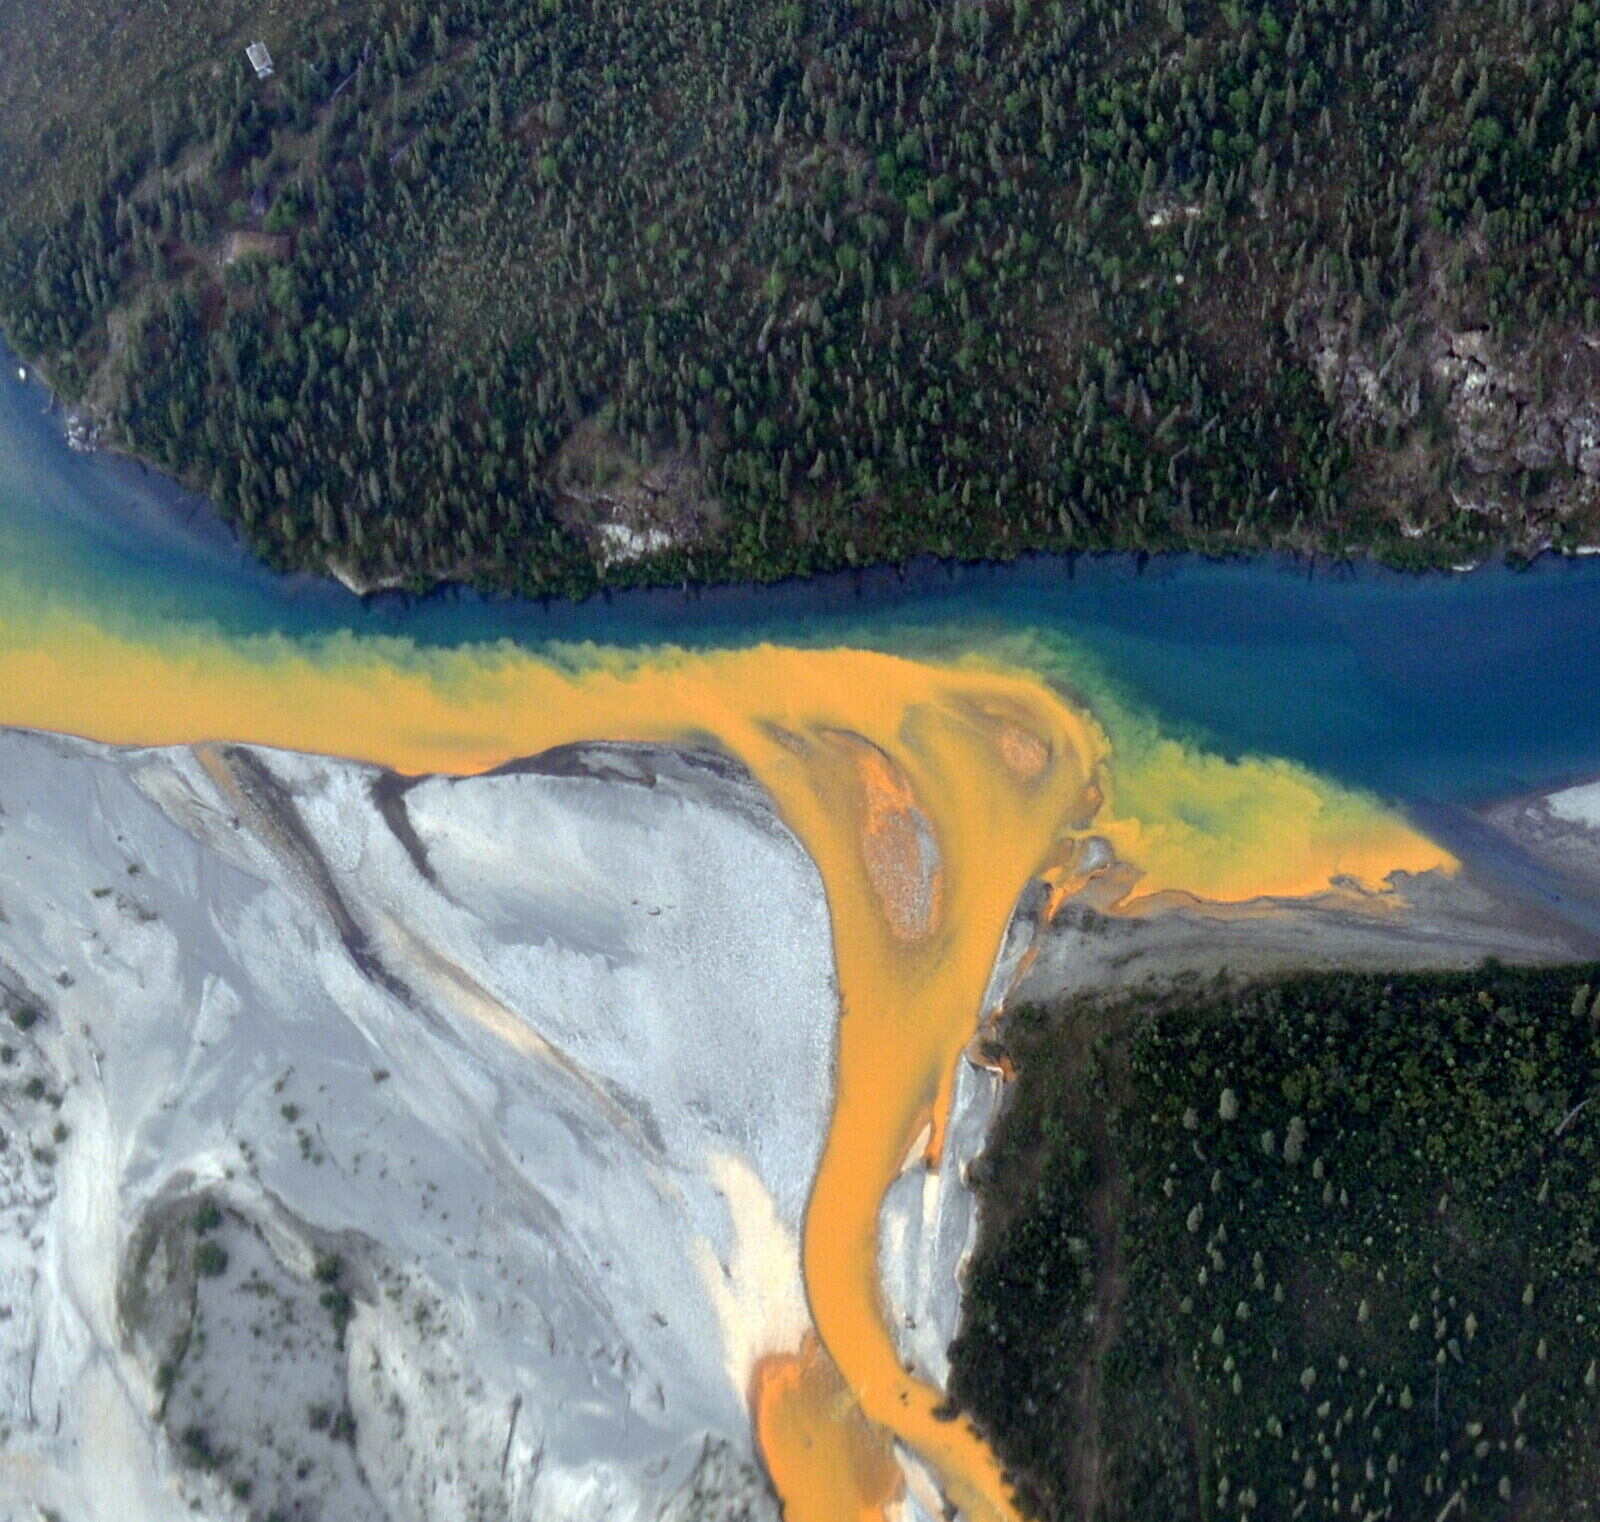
[194, 1241, 229, 1278]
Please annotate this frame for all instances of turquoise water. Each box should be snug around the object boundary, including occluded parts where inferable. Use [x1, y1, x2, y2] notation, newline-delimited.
[5, 342, 1600, 809]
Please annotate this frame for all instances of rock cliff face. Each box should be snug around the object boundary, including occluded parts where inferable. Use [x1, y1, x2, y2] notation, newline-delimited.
[0, 729, 866, 1522]
[1298, 294, 1600, 541]
[1429, 329, 1600, 479]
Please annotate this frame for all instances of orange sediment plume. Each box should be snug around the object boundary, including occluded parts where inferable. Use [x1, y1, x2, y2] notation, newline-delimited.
[0, 612, 1456, 1521]
[765, 682, 1102, 1522]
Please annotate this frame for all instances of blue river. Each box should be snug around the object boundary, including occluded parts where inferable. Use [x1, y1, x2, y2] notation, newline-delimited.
[4, 341, 1599, 818]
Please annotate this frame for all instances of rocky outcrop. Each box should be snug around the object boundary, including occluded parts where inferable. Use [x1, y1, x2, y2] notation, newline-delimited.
[1428, 327, 1600, 478]
[548, 417, 723, 568]
[1300, 295, 1600, 531]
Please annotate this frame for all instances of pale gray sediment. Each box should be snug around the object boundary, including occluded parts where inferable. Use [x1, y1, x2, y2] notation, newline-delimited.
[1019, 845, 1597, 1007]
[877, 881, 1047, 1393]
[0, 729, 838, 1522]
[1473, 774, 1600, 912]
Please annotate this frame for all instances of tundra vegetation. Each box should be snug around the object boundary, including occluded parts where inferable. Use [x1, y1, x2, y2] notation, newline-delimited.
[949, 962, 1600, 1521]
[3, 0, 1600, 595]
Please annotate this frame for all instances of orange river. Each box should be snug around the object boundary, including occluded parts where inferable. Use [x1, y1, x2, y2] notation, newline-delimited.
[0, 612, 1453, 1521]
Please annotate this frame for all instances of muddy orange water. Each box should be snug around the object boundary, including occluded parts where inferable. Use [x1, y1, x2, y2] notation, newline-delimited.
[0, 616, 1452, 1520]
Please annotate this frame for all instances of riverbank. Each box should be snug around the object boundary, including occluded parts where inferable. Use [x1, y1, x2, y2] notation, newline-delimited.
[7, 332, 1600, 624]
[11, 0, 1600, 609]
[16, 350, 1600, 825]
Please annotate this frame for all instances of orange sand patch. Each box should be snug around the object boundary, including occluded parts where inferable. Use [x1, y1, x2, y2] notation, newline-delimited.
[831, 731, 943, 943]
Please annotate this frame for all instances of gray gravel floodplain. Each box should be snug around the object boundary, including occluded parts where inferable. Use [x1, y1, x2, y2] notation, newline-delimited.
[0, 728, 842, 1522]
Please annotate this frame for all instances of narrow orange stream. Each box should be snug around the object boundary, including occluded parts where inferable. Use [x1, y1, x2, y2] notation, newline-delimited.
[0, 616, 1452, 1520]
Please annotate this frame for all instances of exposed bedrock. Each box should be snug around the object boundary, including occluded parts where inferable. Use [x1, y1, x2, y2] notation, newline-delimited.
[0, 728, 858, 1522]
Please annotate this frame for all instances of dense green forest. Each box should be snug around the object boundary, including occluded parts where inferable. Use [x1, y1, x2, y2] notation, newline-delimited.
[950, 963, 1600, 1521]
[4, 0, 1600, 595]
